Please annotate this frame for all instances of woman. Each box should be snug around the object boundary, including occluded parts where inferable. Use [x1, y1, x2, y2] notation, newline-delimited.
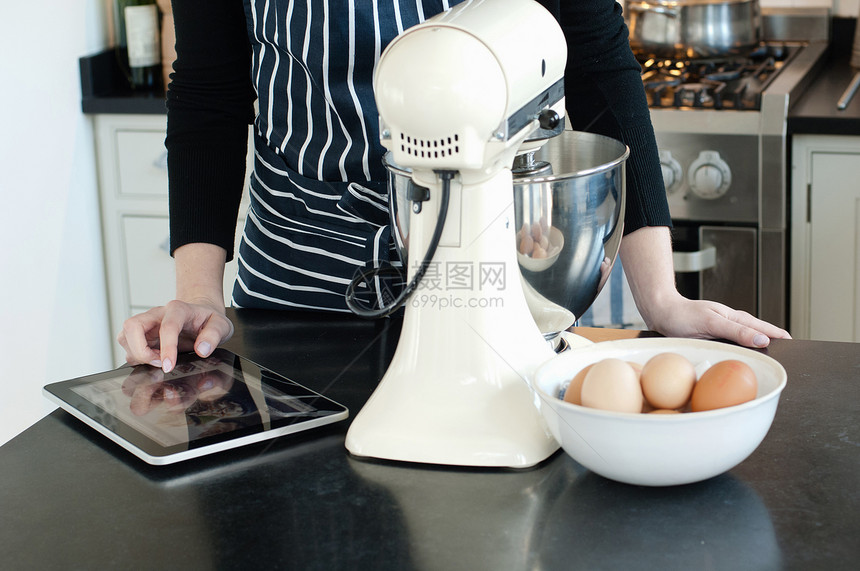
[119, 0, 789, 373]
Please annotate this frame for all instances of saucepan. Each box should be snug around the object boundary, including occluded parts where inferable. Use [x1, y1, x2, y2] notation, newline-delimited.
[626, 0, 761, 59]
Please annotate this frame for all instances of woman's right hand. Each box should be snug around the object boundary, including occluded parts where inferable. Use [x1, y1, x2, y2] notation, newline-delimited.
[119, 242, 233, 372]
[117, 298, 235, 373]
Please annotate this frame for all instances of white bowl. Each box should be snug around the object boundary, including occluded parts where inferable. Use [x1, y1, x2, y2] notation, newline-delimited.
[534, 338, 787, 486]
[517, 226, 565, 272]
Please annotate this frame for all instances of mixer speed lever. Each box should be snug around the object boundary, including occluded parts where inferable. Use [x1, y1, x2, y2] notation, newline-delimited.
[539, 109, 560, 130]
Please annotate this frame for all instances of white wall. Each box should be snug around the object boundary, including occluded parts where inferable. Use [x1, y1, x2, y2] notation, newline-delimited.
[616, 0, 859, 17]
[761, 0, 860, 18]
[0, 0, 112, 446]
[837, 0, 860, 16]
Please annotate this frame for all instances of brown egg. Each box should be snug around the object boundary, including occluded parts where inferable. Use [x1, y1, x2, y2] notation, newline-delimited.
[649, 409, 681, 414]
[640, 352, 697, 410]
[581, 359, 643, 413]
[563, 364, 593, 405]
[532, 244, 548, 259]
[518, 233, 534, 255]
[626, 362, 649, 411]
[519, 223, 529, 237]
[691, 359, 758, 412]
[531, 222, 543, 242]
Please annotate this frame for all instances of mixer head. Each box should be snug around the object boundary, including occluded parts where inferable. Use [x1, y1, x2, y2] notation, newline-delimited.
[374, 0, 567, 177]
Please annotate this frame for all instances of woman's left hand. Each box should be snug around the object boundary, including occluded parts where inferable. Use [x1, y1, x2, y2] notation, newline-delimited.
[639, 293, 790, 348]
[619, 226, 791, 348]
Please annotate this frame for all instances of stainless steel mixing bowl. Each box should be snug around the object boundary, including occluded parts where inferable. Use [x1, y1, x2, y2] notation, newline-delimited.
[384, 130, 628, 339]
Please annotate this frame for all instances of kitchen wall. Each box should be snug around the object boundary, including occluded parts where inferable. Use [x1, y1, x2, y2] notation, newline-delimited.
[0, 0, 112, 446]
[0, 0, 854, 448]
[618, 0, 859, 17]
[763, 0, 858, 17]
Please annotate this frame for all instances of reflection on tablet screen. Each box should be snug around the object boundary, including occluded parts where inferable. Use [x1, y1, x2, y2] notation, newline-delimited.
[70, 352, 326, 448]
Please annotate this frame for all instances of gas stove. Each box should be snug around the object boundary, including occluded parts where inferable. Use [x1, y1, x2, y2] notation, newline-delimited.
[632, 8, 830, 330]
[643, 37, 824, 223]
[640, 43, 801, 111]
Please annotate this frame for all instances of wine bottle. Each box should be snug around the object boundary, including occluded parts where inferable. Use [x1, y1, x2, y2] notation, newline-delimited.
[115, 0, 161, 90]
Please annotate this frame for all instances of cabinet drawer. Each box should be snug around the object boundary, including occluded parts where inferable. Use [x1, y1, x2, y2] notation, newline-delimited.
[115, 129, 169, 198]
[121, 215, 242, 308]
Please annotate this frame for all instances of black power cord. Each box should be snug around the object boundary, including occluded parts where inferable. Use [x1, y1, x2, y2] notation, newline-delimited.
[345, 170, 455, 318]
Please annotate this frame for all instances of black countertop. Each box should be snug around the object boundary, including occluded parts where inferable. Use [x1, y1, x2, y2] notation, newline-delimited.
[788, 17, 860, 135]
[1, 309, 858, 569]
[80, 49, 167, 115]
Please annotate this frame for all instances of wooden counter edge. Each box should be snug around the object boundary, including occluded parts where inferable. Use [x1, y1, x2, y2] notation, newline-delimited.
[570, 327, 652, 344]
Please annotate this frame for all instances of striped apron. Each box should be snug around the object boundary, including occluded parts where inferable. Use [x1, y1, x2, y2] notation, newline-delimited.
[233, 0, 456, 312]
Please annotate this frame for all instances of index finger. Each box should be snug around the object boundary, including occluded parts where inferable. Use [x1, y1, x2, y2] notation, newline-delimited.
[157, 301, 194, 374]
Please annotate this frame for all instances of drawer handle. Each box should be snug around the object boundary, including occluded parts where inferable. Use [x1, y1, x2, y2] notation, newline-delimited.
[673, 246, 716, 273]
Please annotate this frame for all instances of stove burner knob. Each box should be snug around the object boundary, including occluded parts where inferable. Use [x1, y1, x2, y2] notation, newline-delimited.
[659, 150, 683, 195]
[688, 150, 731, 200]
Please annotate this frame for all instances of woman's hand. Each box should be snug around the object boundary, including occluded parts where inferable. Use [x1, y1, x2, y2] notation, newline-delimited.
[117, 243, 233, 372]
[636, 291, 790, 348]
[117, 299, 234, 372]
[620, 226, 790, 348]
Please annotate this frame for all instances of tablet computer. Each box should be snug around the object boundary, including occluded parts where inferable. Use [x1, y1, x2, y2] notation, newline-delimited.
[43, 349, 349, 465]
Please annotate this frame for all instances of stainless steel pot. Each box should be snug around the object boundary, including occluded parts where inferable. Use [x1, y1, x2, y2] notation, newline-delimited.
[626, 0, 761, 59]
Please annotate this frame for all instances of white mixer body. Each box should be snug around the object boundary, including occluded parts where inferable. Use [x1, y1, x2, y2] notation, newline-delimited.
[345, 0, 569, 468]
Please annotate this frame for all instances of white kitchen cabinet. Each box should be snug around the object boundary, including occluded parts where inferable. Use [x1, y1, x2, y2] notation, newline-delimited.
[790, 134, 860, 342]
[94, 114, 252, 364]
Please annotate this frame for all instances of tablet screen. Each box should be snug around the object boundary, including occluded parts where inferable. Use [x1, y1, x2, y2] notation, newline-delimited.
[44, 349, 348, 464]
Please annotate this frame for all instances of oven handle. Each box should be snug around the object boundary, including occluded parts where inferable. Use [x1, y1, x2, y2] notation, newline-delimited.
[673, 246, 716, 273]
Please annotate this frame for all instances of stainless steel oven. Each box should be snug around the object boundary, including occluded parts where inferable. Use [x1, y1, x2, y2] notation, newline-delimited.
[635, 8, 830, 329]
[672, 223, 757, 315]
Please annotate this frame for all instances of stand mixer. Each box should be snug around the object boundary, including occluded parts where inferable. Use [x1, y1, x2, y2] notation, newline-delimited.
[344, 0, 570, 468]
